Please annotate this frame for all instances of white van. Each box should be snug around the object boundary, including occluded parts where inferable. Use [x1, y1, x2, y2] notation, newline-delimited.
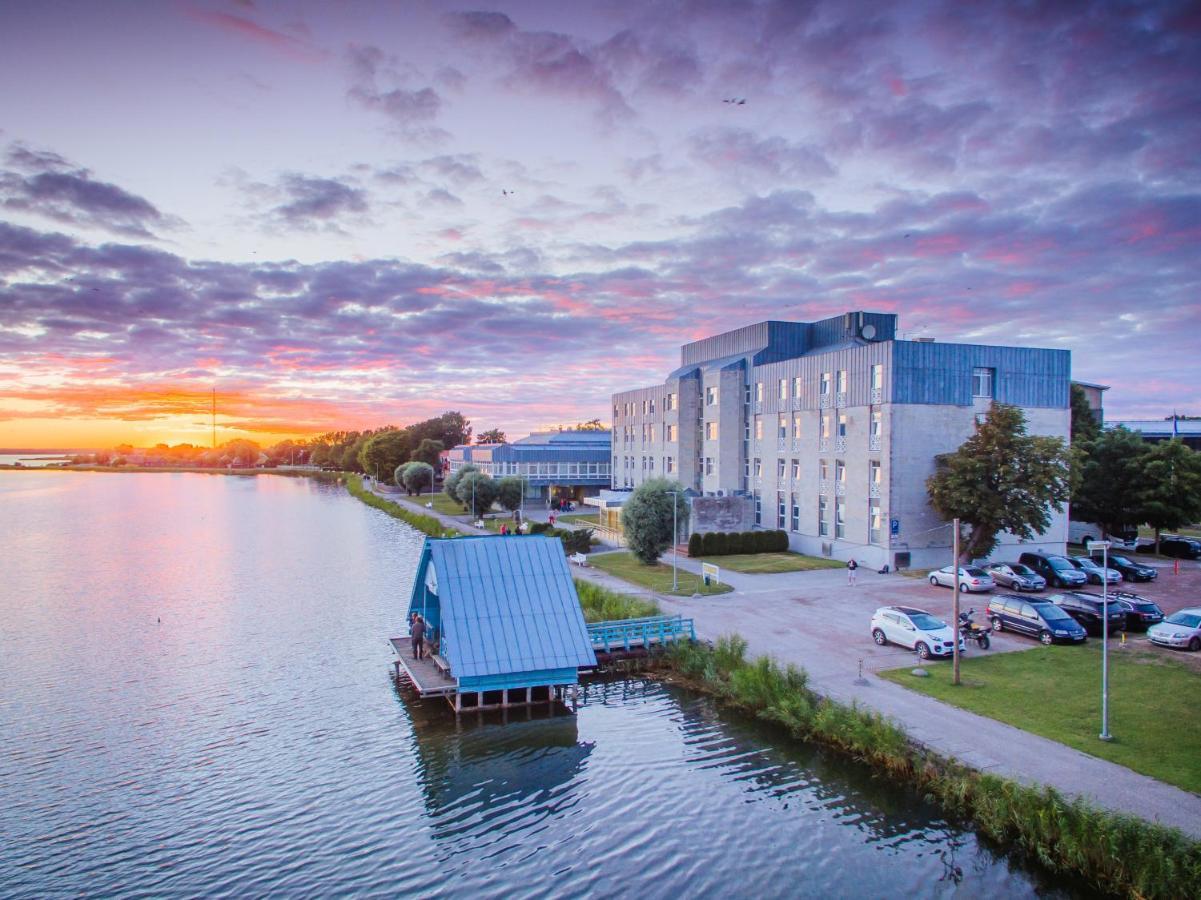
[1067, 520, 1137, 550]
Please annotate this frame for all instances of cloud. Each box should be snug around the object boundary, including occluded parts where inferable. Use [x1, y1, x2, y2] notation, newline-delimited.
[689, 127, 835, 180]
[273, 175, 368, 225]
[1, 144, 172, 238]
[185, 8, 326, 62]
[344, 43, 447, 140]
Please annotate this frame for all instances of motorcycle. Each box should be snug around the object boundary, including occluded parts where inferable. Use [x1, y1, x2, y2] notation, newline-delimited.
[958, 608, 991, 649]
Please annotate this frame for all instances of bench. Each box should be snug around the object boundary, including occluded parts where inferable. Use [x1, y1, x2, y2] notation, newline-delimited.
[570, 552, 589, 567]
[432, 654, 451, 675]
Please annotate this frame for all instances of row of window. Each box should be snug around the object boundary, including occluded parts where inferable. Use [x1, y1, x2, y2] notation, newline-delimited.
[615, 393, 677, 419]
[739, 365, 885, 406]
[452, 460, 610, 477]
[616, 456, 675, 474]
[746, 457, 883, 486]
[619, 423, 679, 444]
[754, 493, 885, 544]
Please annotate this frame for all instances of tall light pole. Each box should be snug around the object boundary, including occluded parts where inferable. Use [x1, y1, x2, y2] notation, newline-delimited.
[666, 490, 680, 591]
[952, 517, 961, 685]
[1095, 540, 1113, 741]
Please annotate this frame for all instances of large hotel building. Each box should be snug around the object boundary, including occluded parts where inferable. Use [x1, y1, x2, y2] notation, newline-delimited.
[611, 311, 1071, 570]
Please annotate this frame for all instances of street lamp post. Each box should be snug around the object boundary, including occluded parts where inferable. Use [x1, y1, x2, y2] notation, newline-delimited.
[666, 490, 680, 592]
[1095, 540, 1113, 741]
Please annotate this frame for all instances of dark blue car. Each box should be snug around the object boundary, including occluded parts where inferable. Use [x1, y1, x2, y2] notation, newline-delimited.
[986, 594, 1088, 645]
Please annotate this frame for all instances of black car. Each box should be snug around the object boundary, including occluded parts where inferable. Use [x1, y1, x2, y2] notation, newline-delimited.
[1112, 591, 1165, 631]
[1046, 591, 1128, 636]
[1094, 552, 1158, 582]
[1135, 536, 1201, 559]
[1018, 551, 1088, 589]
[986, 594, 1088, 645]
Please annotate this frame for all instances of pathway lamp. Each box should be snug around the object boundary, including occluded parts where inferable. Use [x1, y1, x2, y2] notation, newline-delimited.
[666, 489, 680, 592]
[1095, 540, 1113, 741]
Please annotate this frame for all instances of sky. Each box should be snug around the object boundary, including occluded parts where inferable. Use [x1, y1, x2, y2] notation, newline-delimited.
[0, 0, 1198, 449]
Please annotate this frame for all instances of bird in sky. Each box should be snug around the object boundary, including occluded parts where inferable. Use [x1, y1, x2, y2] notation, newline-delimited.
[722, 98, 746, 105]
[502, 189, 515, 196]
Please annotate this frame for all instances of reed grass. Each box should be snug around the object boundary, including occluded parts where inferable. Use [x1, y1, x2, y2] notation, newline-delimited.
[661, 639, 1201, 899]
[346, 474, 463, 537]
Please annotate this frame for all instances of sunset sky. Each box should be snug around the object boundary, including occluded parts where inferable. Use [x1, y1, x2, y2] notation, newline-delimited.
[1, 0, 1198, 449]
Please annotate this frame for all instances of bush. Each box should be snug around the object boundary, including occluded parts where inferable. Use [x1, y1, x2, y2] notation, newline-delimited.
[774, 530, 790, 551]
[530, 521, 551, 535]
[496, 476, 524, 512]
[458, 471, 499, 517]
[574, 579, 659, 623]
[559, 528, 594, 555]
[702, 531, 721, 556]
[688, 533, 704, 557]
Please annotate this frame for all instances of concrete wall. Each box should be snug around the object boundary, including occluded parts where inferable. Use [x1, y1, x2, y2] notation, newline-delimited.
[689, 495, 755, 536]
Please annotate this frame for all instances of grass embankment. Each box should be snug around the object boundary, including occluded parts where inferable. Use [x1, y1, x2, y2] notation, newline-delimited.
[879, 643, 1201, 793]
[591, 550, 733, 597]
[25, 465, 326, 476]
[694, 552, 844, 574]
[346, 475, 463, 537]
[575, 580, 660, 623]
[662, 637, 1201, 900]
[555, 513, 601, 525]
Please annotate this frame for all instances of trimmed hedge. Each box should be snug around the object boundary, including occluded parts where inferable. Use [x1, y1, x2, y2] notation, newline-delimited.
[691, 529, 789, 556]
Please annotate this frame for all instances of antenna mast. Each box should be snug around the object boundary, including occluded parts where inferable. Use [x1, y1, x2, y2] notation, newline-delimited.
[212, 388, 216, 448]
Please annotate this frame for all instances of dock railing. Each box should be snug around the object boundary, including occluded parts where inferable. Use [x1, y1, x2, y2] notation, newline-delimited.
[587, 615, 696, 654]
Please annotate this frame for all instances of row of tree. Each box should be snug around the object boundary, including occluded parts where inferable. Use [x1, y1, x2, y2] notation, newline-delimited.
[443, 464, 526, 518]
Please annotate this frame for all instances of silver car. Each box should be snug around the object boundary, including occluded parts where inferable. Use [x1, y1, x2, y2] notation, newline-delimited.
[928, 566, 995, 592]
[1147, 608, 1201, 652]
[1068, 556, 1122, 586]
[984, 562, 1046, 592]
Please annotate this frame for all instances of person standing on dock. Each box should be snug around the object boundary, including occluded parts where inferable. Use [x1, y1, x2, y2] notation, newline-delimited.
[410, 613, 426, 660]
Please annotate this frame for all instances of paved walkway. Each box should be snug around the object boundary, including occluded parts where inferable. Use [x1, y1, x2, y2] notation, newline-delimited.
[368, 485, 1201, 838]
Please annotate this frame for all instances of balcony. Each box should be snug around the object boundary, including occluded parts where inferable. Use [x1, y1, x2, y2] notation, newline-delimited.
[870, 387, 883, 404]
[834, 437, 847, 454]
[869, 481, 881, 498]
[791, 439, 802, 452]
[777, 439, 787, 452]
[818, 438, 830, 452]
[818, 395, 831, 409]
[835, 392, 848, 407]
[835, 482, 846, 496]
[818, 480, 831, 495]
[868, 434, 882, 452]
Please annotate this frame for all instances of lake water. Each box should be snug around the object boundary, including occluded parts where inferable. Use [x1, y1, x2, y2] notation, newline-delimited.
[0, 473, 1080, 898]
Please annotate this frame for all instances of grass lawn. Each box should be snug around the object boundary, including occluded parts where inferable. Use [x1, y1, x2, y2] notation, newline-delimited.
[879, 643, 1201, 794]
[693, 552, 845, 574]
[591, 551, 733, 597]
[555, 513, 601, 525]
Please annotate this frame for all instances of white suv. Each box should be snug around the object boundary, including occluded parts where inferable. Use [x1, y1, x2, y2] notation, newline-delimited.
[871, 606, 964, 659]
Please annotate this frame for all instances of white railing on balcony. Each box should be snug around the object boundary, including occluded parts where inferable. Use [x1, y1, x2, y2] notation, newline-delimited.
[868, 434, 882, 452]
[791, 439, 802, 453]
[819, 395, 831, 409]
[835, 392, 848, 407]
[818, 480, 831, 495]
[870, 387, 883, 404]
[818, 438, 830, 452]
[777, 439, 787, 452]
[834, 437, 847, 454]
[869, 482, 881, 498]
[836, 481, 847, 496]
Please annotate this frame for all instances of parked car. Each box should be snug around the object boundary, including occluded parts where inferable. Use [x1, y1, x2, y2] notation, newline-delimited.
[983, 562, 1046, 592]
[927, 566, 995, 592]
[986, 594, 1087, 644]
[1046, 591, 1128, 636]
[871, 606, 965, 659]
[1066, 556, 1122, 585]
[1147, 608, 1201, 651]
[1136, 536, 1201, 559]
[1018, 552, 1088, 589]
[1112, 591, 1164, 631]
[1092, 552, 1158, 582]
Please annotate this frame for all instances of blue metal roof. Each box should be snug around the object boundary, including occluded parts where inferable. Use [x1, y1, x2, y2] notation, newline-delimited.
[410, 536, 597, 679]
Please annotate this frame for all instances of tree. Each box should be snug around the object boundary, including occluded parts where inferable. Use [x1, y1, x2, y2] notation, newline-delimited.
[496, 476, 524, 511]
[458, 470, 499, 518]
[359, 428, 411, 483]
[621, 478, 689, 564]
[926, 403, 1074, 562]
[575, 418, 606, 431]
[400, 461, 435, 495]
[1070, 384, 1100, 444]
[410, 438, 443, 468]
[476, 429, 506, 444]
[1072, 426, 1150, 537]
[409, 411, 471, 451]
[444, 464, 478, 504]
[1139, 440, 1201, 553]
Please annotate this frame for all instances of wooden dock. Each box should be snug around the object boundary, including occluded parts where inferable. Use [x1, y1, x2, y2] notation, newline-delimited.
[389, 638, 457, 697]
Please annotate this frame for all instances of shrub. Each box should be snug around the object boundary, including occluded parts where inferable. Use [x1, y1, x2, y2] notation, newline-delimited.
[726, 531, 743, 555]
[702, 531, 721, 556]
[529, 521, 551, 534]
[559, 528, 594, 555]
[775, 530, 790, 551]
[621, 477, 689, 564]
[575, 579, 659, 623]
[688, 532, 704, 557]
[496, 476, 524, 511]
[458, 471, 498, 518]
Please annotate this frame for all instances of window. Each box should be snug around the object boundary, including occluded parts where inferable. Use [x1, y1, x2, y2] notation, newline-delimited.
[744, 383, 751, 405]
[777, 491, 787, 528]
[754, 416, 763, 440]
[972, 366, 995, 399]
[819, 458, 829, 483]
[665, 393, 676, 411]
[641, 456, 646, 470]
[705, 421, 718, 440]
[665, 456, 674, 473]
[614, 404, 619, 419]
[837, 414, 847, 437]
[706, 386, 718, 406]
[836, 370, 847, 394]
[821, 414, 831, 439]
[650, 398, 656, 415]
[777, 458, 786, 479]
[820, 372, 831, 395]
[779, 379, 788, 400]
[836, 459, 846, 486]
[754, 491, 762, 525]
[642, 399, 647, 415]
[704, 457, 714, 475]
[754, 458, 762, 478]
[648, 456, 655, 471]
[870, 499, 882, 544]
[870, 459, 881, 487]
[791, 458, 800, 480]
[791, 493, 800, 532]
[835, 497, 846, 538]
[667, 424, 678, 442]
[793, 376, 803, 398]
[755, 382, 764, 402]
[778, 415, 787, 439]
[792, 415, 802, 439]
[871, 364, 883, 391]
[648, 424, 656, 443]
[818, 496, 829, 536]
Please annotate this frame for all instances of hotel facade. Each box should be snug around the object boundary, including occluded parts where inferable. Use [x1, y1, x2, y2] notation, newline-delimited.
[611, 312, 1071, 570]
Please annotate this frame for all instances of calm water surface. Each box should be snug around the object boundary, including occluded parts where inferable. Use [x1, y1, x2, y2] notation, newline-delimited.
[0, 473, 1079, 898]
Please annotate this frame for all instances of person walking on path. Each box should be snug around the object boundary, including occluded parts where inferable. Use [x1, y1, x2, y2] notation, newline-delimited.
[410, 613, 426, 660]
[847, 558, 858, 586]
